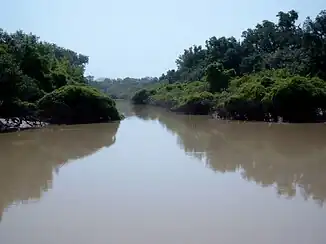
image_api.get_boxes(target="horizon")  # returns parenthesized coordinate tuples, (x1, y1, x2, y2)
(1, 0, 325, 79)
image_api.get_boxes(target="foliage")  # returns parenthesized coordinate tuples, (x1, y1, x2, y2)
(269, 76, 326, 122)
(0, 28, 121, 128)
(131, 89, 152, 104)
(37, 85, 121, 124)
(158, 9, 326, 82)
(205, 63, 233, 92)
(175, 91, 216, 114)
(89, 77, 162, 99)
(132, 9, 326, 122)
(131, 81, 216, 115)
(217, 70, 326, 122)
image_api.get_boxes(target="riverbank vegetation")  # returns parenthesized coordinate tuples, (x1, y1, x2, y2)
(132, 10, 326, 122)
(0, 29, 121, 132)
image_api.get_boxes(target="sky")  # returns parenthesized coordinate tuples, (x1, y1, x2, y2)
(1, 0, 325, 79)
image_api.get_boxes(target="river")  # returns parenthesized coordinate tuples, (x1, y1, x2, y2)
(0, 101, 326, 244)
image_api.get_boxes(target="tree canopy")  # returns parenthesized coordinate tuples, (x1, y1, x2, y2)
(158, 10, 326, 83)
(0, 29, 121, 131)
(132, 9, 326, 122)
(88, 77, 161, 99)
(38, 85, 121, 124)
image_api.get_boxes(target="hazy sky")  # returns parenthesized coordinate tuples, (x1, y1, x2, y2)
(1, 0, 325, 78)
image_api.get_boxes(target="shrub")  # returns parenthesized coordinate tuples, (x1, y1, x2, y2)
(206, 63, 231, 92)
(269, 76, 326, 122)
(0, 99, 38, 118)
(37, 85, 121, 124)
(131, 89, 151, 104)
(217, 71, 326, 122)
(173, 91, 216, 114)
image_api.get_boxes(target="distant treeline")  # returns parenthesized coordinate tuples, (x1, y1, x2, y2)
(88, 77, 162, 99)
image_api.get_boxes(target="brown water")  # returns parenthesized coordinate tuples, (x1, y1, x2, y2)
(1, 101, 326, 244)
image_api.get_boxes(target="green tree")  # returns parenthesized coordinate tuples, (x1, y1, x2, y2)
(206, 63, 231, 92)
(38, 85, 121, 124)
(0, 28, 121, 130)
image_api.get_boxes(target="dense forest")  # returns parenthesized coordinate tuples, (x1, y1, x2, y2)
(0, 29, 121, 132)
(132, 10, 326, 123)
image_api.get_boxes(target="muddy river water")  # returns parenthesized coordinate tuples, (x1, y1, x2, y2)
(0, 101, 325, 244)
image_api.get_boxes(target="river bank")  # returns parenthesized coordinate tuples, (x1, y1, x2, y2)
(131, 73, 326, 123)
(0, 118, 48, 133)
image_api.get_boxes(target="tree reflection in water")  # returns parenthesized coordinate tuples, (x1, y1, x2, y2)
(0, 122, 120, 221)
(133, 104, 326, 206)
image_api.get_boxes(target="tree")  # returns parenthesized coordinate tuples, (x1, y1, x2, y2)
(0, 28, 121, 131)
(205, 63, 231, 92)
(131, 89, 152, 104)
(38, 85, 121, 124)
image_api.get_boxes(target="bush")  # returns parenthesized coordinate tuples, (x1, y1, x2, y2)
(37, 85, 121, 124)
(0, 29, 93, 126)
(174, 91, 216, 114)
(206, 63, 231, 92)
(130, 69, 326, 121)
(269, 76, 326, 122)
(131, 81, 213, 114)
(0, 99, 38, 118)
(217, 71, 326, 122)
(131, 89, 151, 104)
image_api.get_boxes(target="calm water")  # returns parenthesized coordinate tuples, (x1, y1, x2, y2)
(1, 101, 326, 244)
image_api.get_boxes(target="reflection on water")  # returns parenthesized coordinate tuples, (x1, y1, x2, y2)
(1, 101, 326, 244)
(132, 104, 326, 206)
(0, 122, 120, 221)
